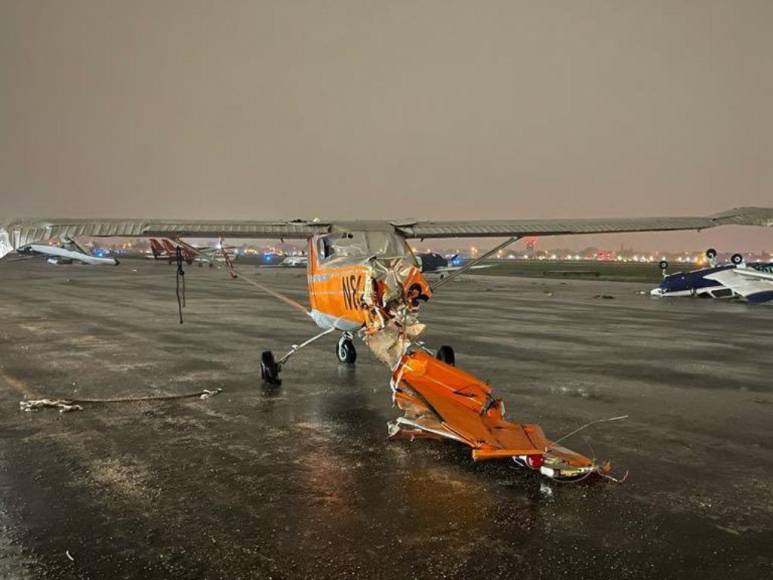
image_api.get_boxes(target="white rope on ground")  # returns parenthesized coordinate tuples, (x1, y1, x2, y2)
(19, 388, 223, 414)
(20, 399, 83, 413)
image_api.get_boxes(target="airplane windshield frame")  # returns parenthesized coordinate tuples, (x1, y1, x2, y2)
(317, 231, 416, 266)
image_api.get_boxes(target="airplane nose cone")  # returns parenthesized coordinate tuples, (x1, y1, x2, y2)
(650, 287, 665, 297)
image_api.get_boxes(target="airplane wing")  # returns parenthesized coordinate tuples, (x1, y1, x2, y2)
(0, 218, 329, 260)
(734, 268, 773, 283)
(394, 207, 773, 238)
(704, 268, 773, 303)
(2, 207, 772, 260)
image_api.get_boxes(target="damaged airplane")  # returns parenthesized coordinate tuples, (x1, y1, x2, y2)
(2, 207, 772, 481)
(14, 236, 118, 265)
(652, 248, 773, 303)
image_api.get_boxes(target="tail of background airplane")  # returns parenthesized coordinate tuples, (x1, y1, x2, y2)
(148, 238, 195, 264)
(149, 238, 165, 258)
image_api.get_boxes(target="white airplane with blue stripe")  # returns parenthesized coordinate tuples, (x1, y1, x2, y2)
(651, 248, 773, 303)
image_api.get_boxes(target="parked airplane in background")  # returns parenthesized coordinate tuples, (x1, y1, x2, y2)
(252, 253, 306, 267)
(652, 248, 773, 303)
(148, 238, 195, 264)
(16, 237, 118, 265)
(280, 255, 307, 267)
(148, 237, 237, 266)
(416, 252, 495, 277)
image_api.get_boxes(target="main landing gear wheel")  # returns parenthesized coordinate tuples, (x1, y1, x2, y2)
(731, 253, 744, 265)
(436, 345, 455, 366)
(336, 335, 357, 364)
(260, 351, 281, 385)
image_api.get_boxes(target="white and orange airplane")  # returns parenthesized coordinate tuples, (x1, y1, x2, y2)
(2, 207, 772, 481)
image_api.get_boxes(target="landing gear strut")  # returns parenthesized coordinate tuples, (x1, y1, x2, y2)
(260, 327, 337, 386)
(336, 332, 357, 364)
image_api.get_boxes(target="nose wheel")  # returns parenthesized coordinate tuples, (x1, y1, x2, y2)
(336, 333, 357, 364)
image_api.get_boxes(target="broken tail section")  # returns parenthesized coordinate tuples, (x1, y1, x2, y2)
(388, 351, 615, 481)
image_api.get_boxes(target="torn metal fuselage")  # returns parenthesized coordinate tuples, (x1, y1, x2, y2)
(305, 231, 610, 482)
(388, 351, 606, 481)
(306, 231, 431, 366)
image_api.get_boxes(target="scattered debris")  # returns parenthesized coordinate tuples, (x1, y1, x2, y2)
(65, 550, 75, 562)
(593, 294, 616, 300)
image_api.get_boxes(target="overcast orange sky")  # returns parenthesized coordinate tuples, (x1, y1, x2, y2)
(1, 1, 771, 251)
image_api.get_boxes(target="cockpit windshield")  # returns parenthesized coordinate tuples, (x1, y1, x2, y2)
(318, 231, 416, 265)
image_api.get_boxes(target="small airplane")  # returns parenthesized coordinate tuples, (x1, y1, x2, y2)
(147, 237, 238, 267)
(15, 236, 119, 265)
(147, 238, 195, 264)
(253, 252, 305, 267)
(2, 207, 772, 481)
(251, 253, 306, 267)
(416, 252, 496, 276)
(279, 255, 307, 267)
(652, 248, 773, 303)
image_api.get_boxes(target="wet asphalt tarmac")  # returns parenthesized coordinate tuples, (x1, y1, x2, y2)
(0, 260, 771, 579)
